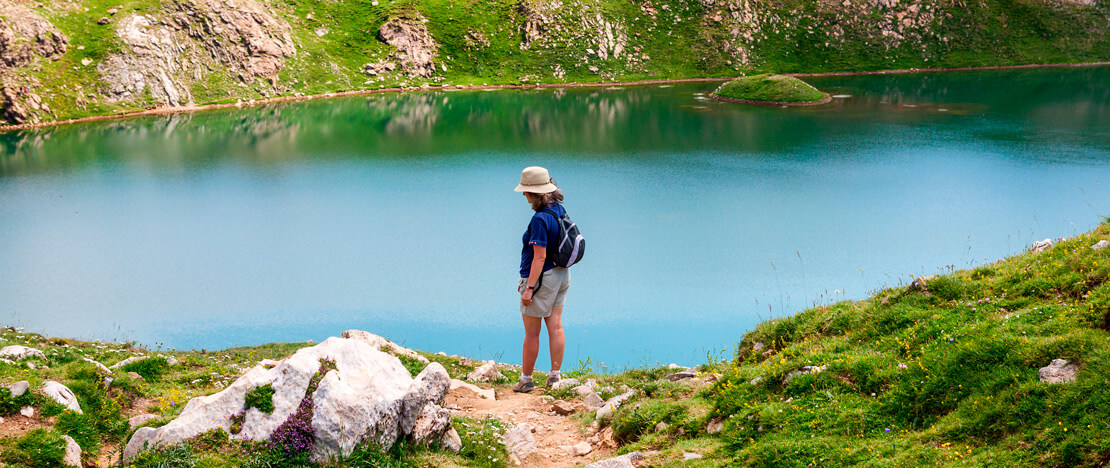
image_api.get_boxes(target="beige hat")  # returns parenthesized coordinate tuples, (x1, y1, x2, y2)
(514, 166, 558, 193)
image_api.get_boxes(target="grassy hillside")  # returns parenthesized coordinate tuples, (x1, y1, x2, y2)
(2, 0, 1108, 125)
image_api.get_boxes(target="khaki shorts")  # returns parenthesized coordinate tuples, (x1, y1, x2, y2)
(518, 267, 570, 318)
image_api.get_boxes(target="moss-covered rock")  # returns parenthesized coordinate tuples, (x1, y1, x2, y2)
(710, 74, 829, 105)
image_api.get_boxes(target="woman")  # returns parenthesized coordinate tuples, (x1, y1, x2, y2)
(512, 166, 570, 393)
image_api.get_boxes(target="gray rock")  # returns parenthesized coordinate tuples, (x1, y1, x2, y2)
(62, 435, 81, 466)
(411, 403, 451, 445)
(440, 427, 461, 453)
(166, 356, 179, 366)
(0, 3, 68, 69)
(20, 406, 33, 417)
(1031, 238, 1053, 253)
(467, 361, 503, 383)
(377, 14, 439, 78)
(81, 358, 111, 374)
(1039, 359, 1078, 384)
(655, 422, 669, 432)
(9, 380, 29, 397)
(0, 345, 45, 360)
(552, 400, 576, 415)
(584, 451, 643, 468)
(1092, 240, 1109, 250)
(595, 390, 635, 421)
(564, 441, 591, 456)
(550, 377, 580, 390)
(128, 413, 159, 429)
(684, 451, 703, 460)
(783, 365, 826, 385)
(706, 417, 724, 434)
(125, 336, 451, 462)
(583, 392, 605, 409)
(665, 369, 697, 381)
(449, 379, 495, 400)
(42, 381, 82, 413)
(400, 363, 449, 434)
(502, 423, 536, 461)
(110, 355, 149, 369)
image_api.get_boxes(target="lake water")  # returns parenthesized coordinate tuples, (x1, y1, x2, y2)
(2, 67, 1108, 369)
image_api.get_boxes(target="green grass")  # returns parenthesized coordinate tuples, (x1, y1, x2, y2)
(712, 74, 827, 103)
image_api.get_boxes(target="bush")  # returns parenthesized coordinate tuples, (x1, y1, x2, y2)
(3, 429, 67, 467)
(122, 357, 170, 382)
(245, 384, 275, 414)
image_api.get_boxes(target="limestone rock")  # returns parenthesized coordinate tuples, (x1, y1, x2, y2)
(411, 403, 451, 445)
(62, 435, 81, 466)
(1038, 359, 1078, 384)
(42, 381, 82, 413)
(467, 361, 504, 383)
(81, 358, 111, 374)
(583, 392, 604, 409)
(502, 423, 536, 461)
(552, 400, 576, 416)
(783, 365, 826, 385)
(584, 451, 643, 468)
(440, 427, 462, 452)
(666, 369, 697, 381)
(99, 15, 192, 106)
(111, 355, 150, 369)
(377, 14, 439, 78)
(401, 363, 450, 434)
(124, 336, 451, 462)
(1092, 240, 1109, 250)
(20, 406, 33, 417)
(706, 417, 724, 434)
(0, 4, 68, 69)
(684, 451, 703, 460)
(550, 377, 580, 390)
(449, 378, 496, 400)
(129, 413, 159, 429)
(342, 329, 429, 364)
(595, 390, 635, 421)
(174, 0, 295, 80)
(1031, 238, 1053, 253)
(9, 380, 29, 397)
(0, 345, 45, 360)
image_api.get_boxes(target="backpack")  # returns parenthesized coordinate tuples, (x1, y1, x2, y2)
(541, 207, 585, 268)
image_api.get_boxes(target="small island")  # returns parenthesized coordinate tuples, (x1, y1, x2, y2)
(710, 74, 832, 106)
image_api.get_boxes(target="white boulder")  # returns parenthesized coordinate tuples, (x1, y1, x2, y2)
(0, 345, 45, 360)
(42, 381, 82, 413)
(124, 336, 453, 462)
(62, 435, 81, 466)
(1031, 238, 1053, 253)
(81, 358, 111, 374)
(341, 329, 429, 363)
(1092, 240, 1109, 250)
(110, 355, 149, 369)
(449, 379, 496, 400)
(595, 390, 635, 421)
(467, 361, 504, 383)
(1038, 359, 1078, 384)
(502, 423, 536, 463)
(9, 380, 29, 397)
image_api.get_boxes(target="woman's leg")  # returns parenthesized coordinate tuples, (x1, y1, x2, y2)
(521, 314, 543, 376)
(544, 306, 565, 372)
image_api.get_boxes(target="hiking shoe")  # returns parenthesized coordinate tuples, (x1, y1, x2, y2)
(512, 380, 534, 393)
(546, 375, 560, 388)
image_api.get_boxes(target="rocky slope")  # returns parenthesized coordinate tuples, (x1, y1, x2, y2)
(0, 0, 1107, 125)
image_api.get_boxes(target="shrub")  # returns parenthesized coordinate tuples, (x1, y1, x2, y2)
(245, 384, 275, 414)
(122, 357, 170, 382)
(3, 429, 67, 467)
(396, 355, 427, 377)
(266, 397, 314, 464)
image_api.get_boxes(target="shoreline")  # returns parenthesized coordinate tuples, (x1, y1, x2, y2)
(709, 92, 833, 107)
(2, 61, 1109, 132)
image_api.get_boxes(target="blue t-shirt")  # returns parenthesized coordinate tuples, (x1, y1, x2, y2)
(519, 203, 566, 278)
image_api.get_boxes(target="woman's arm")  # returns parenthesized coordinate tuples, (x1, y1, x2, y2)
(521, 244, 546, 306)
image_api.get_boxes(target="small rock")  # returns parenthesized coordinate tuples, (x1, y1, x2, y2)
(97, 17, 110, 25)
(110, 355, 150, 369)
(540, 395, 555, 403)
(0, 345, 46, 360)
(467, 361, 503, 383)
(440, 427, 462, 453)
(81, 58, 93, 66)
(9, 381, 29, 397)
(371, 0, 379, 5)
(20, 406, 33, 418)
(552, 400, 576, 416)
(166, 356, 179, 366)
(1031, 238, 1053, 253)
(595, 390, 635, 421)
(449, 379, 496, 400)
(583, 392, 605, 409)
(584, 451, 643, 468)
(706, 417, 725, 434)
(655, 422, 669, 432)
(667, 363, 681, 369)
(127, 371, 145, 381)
(1092, 240, 1109, 250)
(42, 381, 82, 413)
(570, 441, 592, 456)
(1038, 359, 1078, 384)
(550, 377, 580, 390)
(665, 369, 697, 381)
(752, 342, 765, 352)
(684, 451, 703, 460)
(62, 435, 81, 466)
(81, 358, 110, 374)
(502, 423, 536, 461)
(128, 413, 158, 429)
(26, 362, 35, 370)
(314, 27, 328, 37)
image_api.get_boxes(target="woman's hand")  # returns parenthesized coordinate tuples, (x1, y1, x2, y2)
(521, 288, 534, 306)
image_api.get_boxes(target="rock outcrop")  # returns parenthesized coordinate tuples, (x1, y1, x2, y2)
(0, 345, 45, 360)
(172, 0, 296, 81)
(0, 4, 67, 69)
(376, 14, 439, 78)
(42, 381, 82, 414)
(1038, 359, 1078, 384)
(99, 14, 193, 106)
(124, 335, 454, 462)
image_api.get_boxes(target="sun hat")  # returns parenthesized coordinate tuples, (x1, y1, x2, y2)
(514, 166, 558, 193)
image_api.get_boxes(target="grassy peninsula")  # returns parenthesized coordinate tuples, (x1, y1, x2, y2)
(3, 221, 1109, 467)
(2, 0, 1109, 126)
(711, 74, 829, 105)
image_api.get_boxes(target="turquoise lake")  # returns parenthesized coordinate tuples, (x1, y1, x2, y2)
(1, 67, 1108, 369)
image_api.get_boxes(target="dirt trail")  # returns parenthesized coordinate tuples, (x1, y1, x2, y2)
(446, 385, 617, 468)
